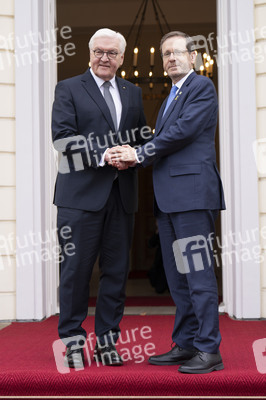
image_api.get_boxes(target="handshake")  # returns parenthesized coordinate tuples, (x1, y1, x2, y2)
(104, 145, 138, 170)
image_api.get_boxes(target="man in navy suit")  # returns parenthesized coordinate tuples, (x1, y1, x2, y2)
(110, 31, 226, 374)
(52, 28, 149, 367)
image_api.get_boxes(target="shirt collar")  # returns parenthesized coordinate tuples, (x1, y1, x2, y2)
(173, 69, 194, 90)
(90, 68, 116, 89)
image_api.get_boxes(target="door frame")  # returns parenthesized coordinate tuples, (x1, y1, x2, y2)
(15, 0, 261, 319)
(15, 0, 58, 319)
(217, 0, 260, 318)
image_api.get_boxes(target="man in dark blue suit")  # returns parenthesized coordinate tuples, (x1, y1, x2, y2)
(110, 31, 226, 374)
(52, 28, 149, 368)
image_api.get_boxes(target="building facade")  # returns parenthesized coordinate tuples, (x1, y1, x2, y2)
(0, 0, 265, 320)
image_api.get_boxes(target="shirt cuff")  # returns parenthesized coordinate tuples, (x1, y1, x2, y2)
(99, 149, 108, 167)
(135, 149, 140, 164)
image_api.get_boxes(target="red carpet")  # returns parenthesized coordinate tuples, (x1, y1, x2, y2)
(0, 315, 265, 398)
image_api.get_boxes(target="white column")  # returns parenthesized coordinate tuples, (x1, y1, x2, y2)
(15, 0, 57, 319)
(43, 0, 59, 318)
(254, 0, 266, 317)
(217, 0, 261, 318)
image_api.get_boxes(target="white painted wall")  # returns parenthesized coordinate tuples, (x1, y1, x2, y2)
(0, 0, 16, 320)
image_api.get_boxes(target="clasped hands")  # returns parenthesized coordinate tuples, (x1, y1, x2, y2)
(104, 145, 137, 170)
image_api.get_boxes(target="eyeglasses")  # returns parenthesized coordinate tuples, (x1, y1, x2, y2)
(92, 49, 119, 60)
(162, 50, 189, 58)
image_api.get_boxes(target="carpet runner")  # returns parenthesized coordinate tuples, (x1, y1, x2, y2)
(0, 314, 265, 398)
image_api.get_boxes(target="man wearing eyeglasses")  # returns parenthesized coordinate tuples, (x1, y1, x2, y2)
(52, 28, 148, 368)
(109, 31, 226, 374)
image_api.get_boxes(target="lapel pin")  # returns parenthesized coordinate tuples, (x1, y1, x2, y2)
(175, 91, 182, 100)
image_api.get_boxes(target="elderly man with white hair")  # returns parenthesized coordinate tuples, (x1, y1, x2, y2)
(52, 28, 148, 368)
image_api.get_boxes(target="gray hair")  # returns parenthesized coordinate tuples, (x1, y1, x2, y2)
(160, 31, 195, 54)
(89, 28, 127, 54)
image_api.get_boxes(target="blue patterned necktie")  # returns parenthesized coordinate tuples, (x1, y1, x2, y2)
(163, 85, 178, 117)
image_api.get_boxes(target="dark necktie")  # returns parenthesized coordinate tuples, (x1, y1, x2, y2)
(163, 85, 178, 117)
(103, 81, 118, 132)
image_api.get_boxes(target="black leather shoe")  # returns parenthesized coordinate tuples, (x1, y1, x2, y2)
(94, 343, 123, 366)
(178, 350, 224, 374)
(64, 347, 85, 368)
(148, 343, 197, 365)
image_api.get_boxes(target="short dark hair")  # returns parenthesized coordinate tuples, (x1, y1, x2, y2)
(160, 31, 196, 54)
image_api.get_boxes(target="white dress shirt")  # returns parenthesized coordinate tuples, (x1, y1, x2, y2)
(172, 68, 194, 92)
(90, 68, 122, 128)
(90, 69, 122, 167)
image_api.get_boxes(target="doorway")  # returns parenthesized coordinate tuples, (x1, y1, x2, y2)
(56, 0, 221, 299)
(14, 0, 261, 320)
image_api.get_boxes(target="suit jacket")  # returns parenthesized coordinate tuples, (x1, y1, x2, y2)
(137, 71, 225, 213)
(52, 68, 148, 214)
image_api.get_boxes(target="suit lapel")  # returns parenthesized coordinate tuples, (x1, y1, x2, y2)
(81, 69, 115, 132)
(116, 77, 129, 131)
(155, 71, 197, 137)
(155, 97, 167, 135)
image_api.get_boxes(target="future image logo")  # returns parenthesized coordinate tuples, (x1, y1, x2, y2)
(253, 338, 266, 374)
(172, 234, 213, 274)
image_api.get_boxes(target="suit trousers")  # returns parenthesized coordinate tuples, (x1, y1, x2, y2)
(156, 209, 221, 353)
(57, 179, 134, 345)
